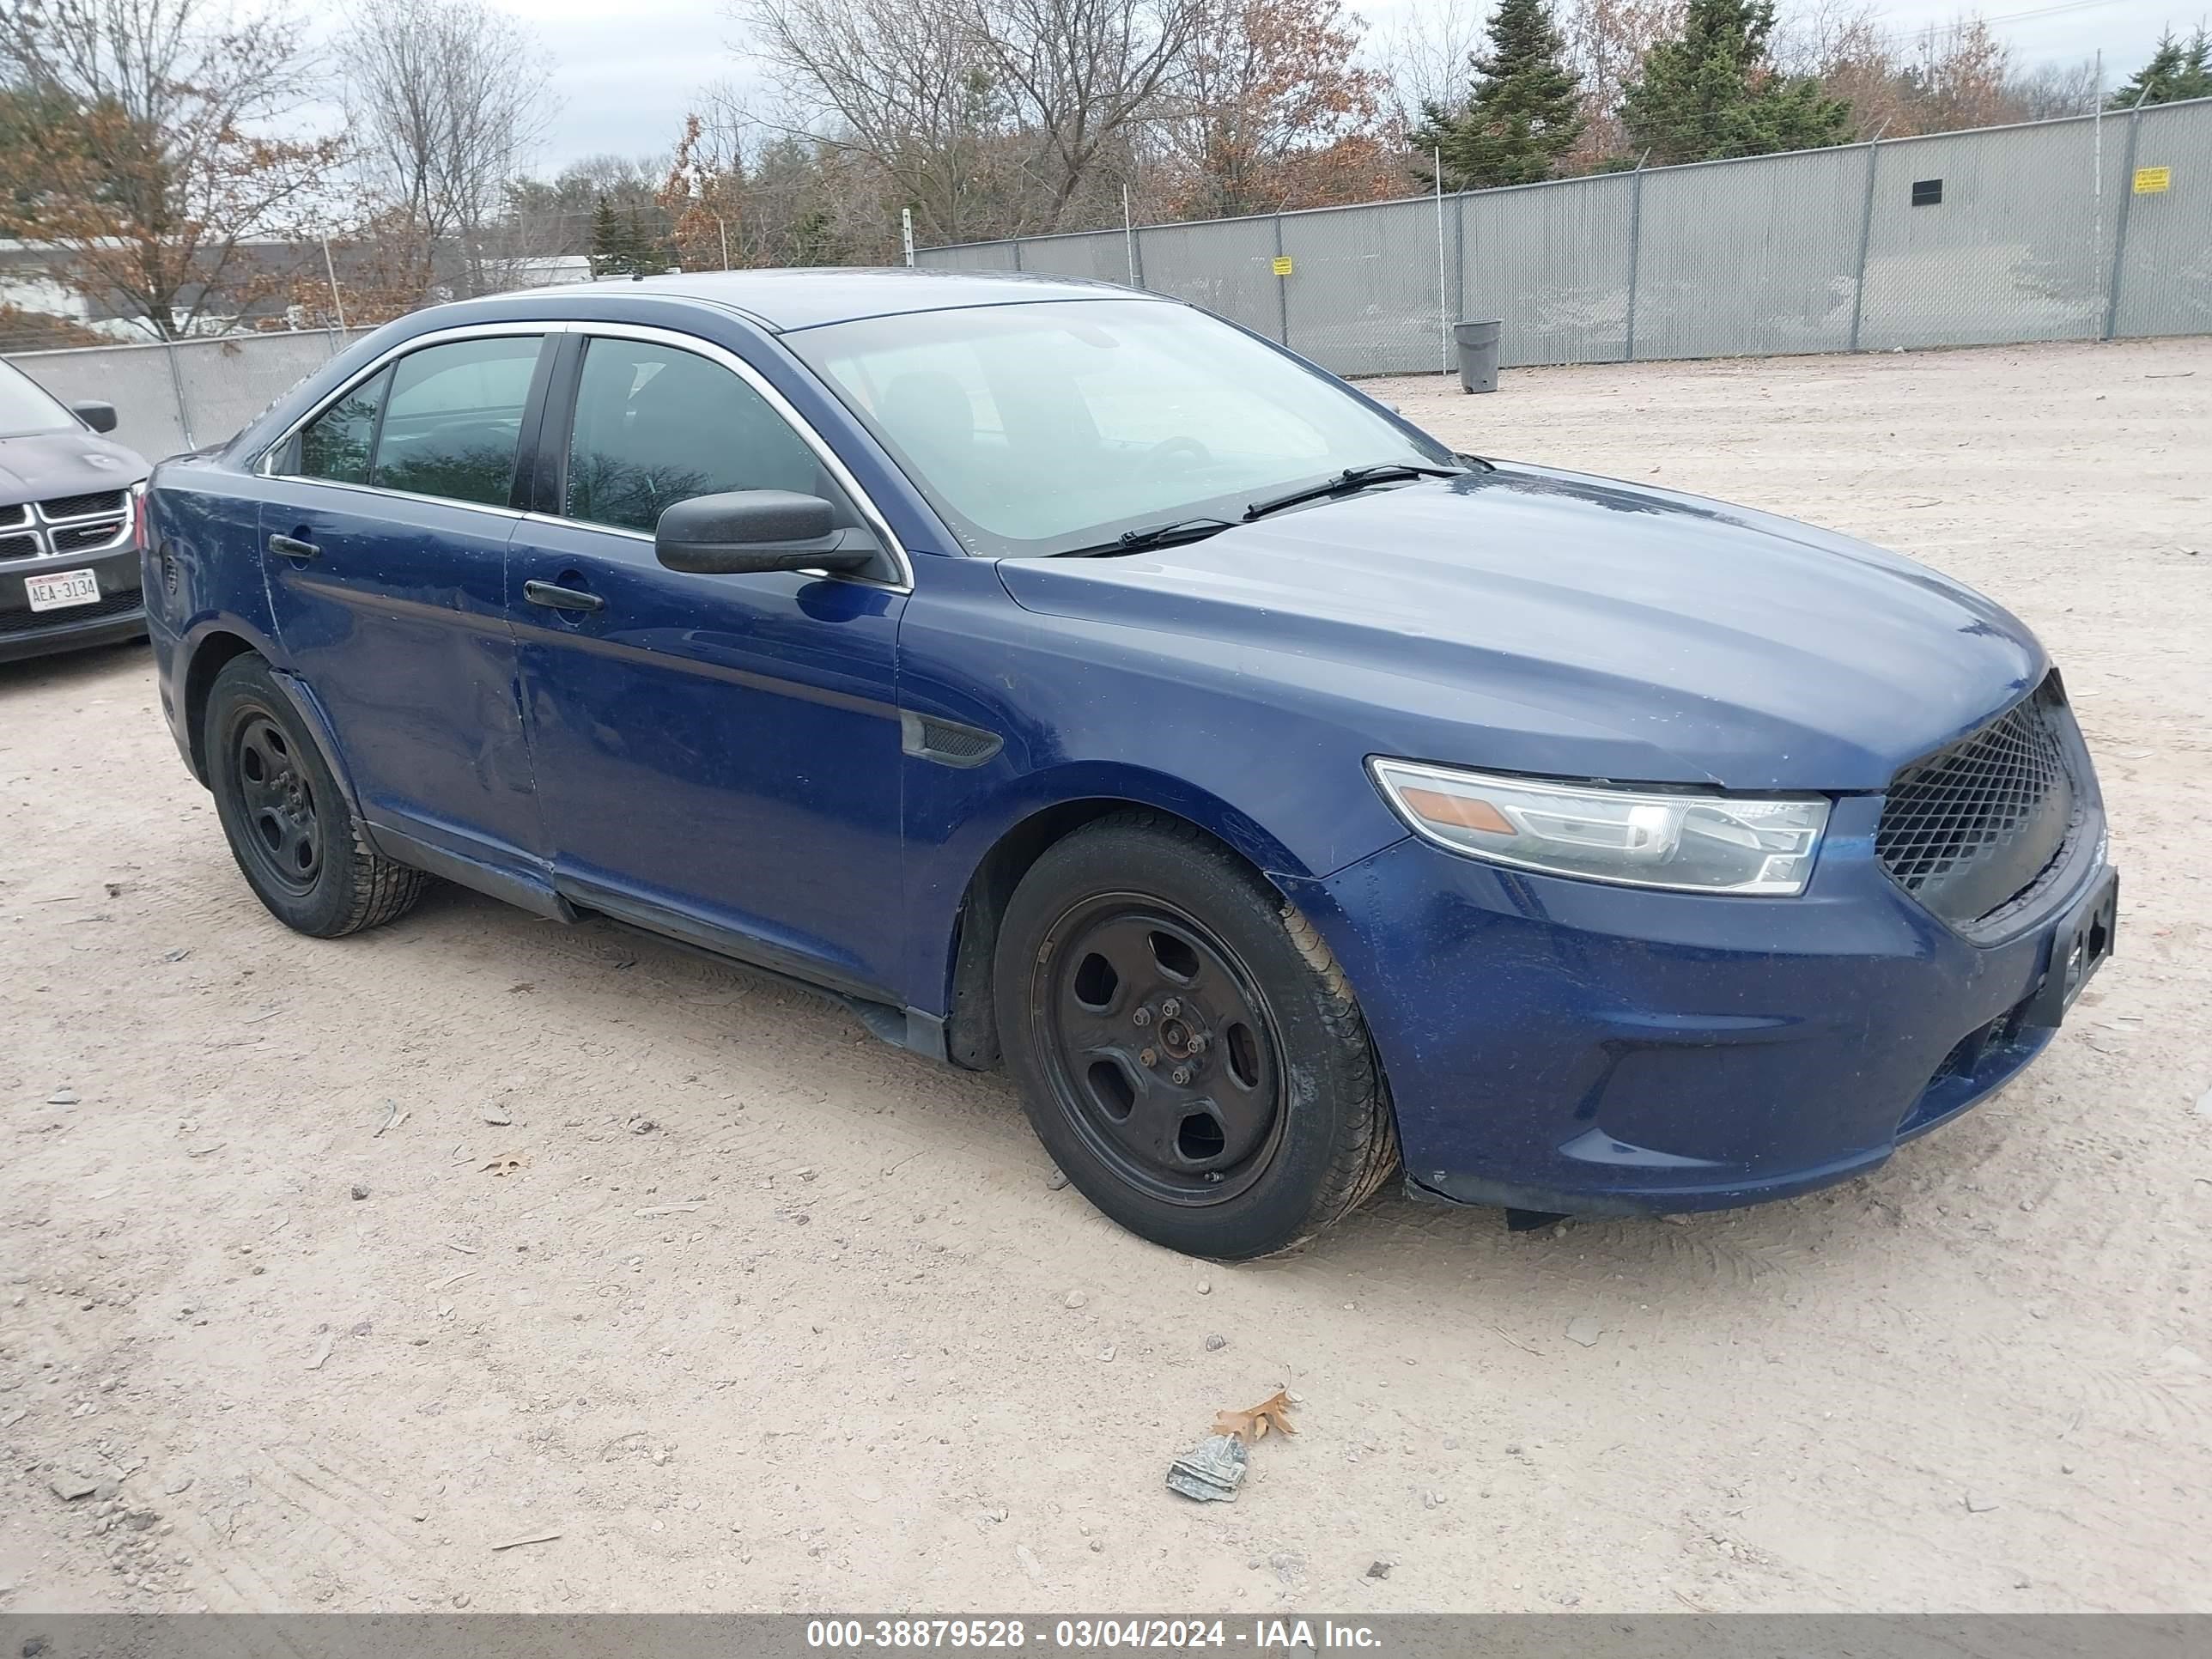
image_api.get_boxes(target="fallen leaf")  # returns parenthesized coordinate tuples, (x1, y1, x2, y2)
(1212, 1387, 1297, 1443)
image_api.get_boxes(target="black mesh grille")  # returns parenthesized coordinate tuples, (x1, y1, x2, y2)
(0, 532, 37, 561)
(1875, 682, 2076, 927)
(0, 502, 27, 528)
(41, 489, 128, 520)
(49, 519, 127, 553)
(0, 586, 143, 635)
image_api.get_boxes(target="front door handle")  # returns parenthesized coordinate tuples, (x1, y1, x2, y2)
(523, 580, 605, 614)
(268, 533, 319, 562)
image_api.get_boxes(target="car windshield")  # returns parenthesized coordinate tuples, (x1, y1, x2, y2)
(0, 362, 76, 439)
(787, 298, 1455, 557)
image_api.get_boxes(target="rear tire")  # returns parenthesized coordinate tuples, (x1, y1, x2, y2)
(994, 811, 1399, 1259)
(205, 655, 427, 938)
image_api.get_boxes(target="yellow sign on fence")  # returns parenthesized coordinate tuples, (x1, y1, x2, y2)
(2134, 166, 2171, 195)
(1271, 255, 1294, 276)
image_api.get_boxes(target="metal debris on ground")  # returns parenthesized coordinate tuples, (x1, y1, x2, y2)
(1165, 1432, 1248, 1504)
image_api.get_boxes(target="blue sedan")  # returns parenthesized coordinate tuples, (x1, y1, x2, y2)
(143, 270, 2116, 1257)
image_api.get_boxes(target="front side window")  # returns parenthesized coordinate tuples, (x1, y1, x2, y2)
(786, 298, 1453, 557)
(565, 337, 828, 533)
(370, 336, 542, 507)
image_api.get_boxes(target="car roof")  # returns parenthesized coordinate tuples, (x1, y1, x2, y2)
(502, 267, 1164, 333)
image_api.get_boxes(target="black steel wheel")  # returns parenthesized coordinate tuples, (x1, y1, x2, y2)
(231, 714, 323, 895)
(205, 654, 428, 938)
(995, 810, 1400, 1259)
(1039, 896, 1286, 1206)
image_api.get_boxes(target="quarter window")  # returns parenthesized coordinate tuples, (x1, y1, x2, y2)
(371, 336, 542, 507)
(564, 337, 829, 534)
(295, 367, 391, 484)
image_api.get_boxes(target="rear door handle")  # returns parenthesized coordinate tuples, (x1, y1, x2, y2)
(268, 533, 319, 561)
(524, 580, 605, 614)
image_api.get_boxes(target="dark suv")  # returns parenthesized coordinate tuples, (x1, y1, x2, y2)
(0, 358, 149, 663)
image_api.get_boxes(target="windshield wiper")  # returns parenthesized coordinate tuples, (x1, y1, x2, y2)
(1243, 462, 1468, 521)
(1058, 516, 1239, 556)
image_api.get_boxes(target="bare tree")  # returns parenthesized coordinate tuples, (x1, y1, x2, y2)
(0, 0, 337, 337)
(1371, 0, 1486, 128)
(974, 0, 1201, 228)
(1562, 0, 1684, 164)
(337, 0, 555, 299)
(2005, 54, 2102, 119)
(1156, 0, 1392, 216)
(743, 0, 1018, 244)
(1783, 5, 2025, 137)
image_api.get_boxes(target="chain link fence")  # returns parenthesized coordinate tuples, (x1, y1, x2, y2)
(6, 327, 374, 463)
(8, 104, 2203, 469)
(918, 99, 2212, 377)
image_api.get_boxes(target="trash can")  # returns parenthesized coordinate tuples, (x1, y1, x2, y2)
(1454, 319, 1502, 394)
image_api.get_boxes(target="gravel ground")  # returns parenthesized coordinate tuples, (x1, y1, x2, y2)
(3, 337, 2207, 1614)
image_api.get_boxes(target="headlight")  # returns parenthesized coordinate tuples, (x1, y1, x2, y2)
(1368, 757, 1830, 896)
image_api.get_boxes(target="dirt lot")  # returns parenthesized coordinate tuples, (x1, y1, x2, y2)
(3, 338, 2208, 1615)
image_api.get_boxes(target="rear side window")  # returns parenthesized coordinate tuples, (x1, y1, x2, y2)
(373, 336, 542, 506)
(295, 367, 390, 484)
(564, 337, 828, 534)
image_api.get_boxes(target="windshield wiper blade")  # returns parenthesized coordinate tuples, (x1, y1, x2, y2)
(1059, 516, 1238, 556)
(1243, 463, 1468, 521)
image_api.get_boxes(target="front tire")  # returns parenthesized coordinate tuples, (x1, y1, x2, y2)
(994, 811, 1399, 1259)
(205, 655, 427, 938)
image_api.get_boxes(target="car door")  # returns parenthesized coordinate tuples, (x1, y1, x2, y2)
(258, 328, 552, 875)
(507, 325, 910, 1001)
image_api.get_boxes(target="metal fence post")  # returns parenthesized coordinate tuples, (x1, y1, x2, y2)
(1273, 215, 1289, 347)
(1623, 161, 1647, 363)
(164, 338, 197, 450)
(1131, 226, 1146, 290)
(1010, 238, 1024, 273)
(1453, 189, 1466, 336)
(2103, 102, 2146, 341)
(1848, 137, 1881, 351)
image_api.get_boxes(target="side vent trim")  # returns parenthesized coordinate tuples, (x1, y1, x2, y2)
(899, 711, 1004, 769)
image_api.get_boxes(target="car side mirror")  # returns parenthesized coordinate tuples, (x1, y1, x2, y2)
(71, 400, 118, 434)
(655, 490, 878, 576)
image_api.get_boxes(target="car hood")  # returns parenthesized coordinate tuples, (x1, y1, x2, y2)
(994, 463, 2046, 791)
(0, 429, 149, 505)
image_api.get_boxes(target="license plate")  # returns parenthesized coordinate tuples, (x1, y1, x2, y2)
(25, 568, 100, 611)
(2025, 867, 2118, 1028)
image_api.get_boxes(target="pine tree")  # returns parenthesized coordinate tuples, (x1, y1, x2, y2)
(2108, 28, 2212, 109)
(586, 198, 628, 276)
(1412, 0, 1584, 190)
(1621, 0, 1851, 164)
(587, 197, 667, 276)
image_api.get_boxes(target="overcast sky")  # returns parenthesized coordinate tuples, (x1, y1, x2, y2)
(497, 0, 2201, 173)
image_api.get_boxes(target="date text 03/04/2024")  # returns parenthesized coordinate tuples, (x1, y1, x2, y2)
(805, 1619, 1383, 1650)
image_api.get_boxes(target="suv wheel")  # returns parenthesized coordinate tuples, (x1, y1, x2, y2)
(994, 811, 1399, 1259)
(205, 654, 428, 937)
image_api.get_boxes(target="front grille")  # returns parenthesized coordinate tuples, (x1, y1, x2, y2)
(49, 519, 127, 554)
(1875, 679, 2077, 927)
(0, 502, 27, 528)
(40, 489, 128, 521)
(0, 532, 37, 561)
(0, 585, 144, 635)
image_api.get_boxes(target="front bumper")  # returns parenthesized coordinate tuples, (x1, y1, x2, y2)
(0, 544, 146, 663)
(1282, 792, 2111, 1216)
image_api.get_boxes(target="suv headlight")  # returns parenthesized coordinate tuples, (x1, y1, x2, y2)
(1368, 757, 1830, 896)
